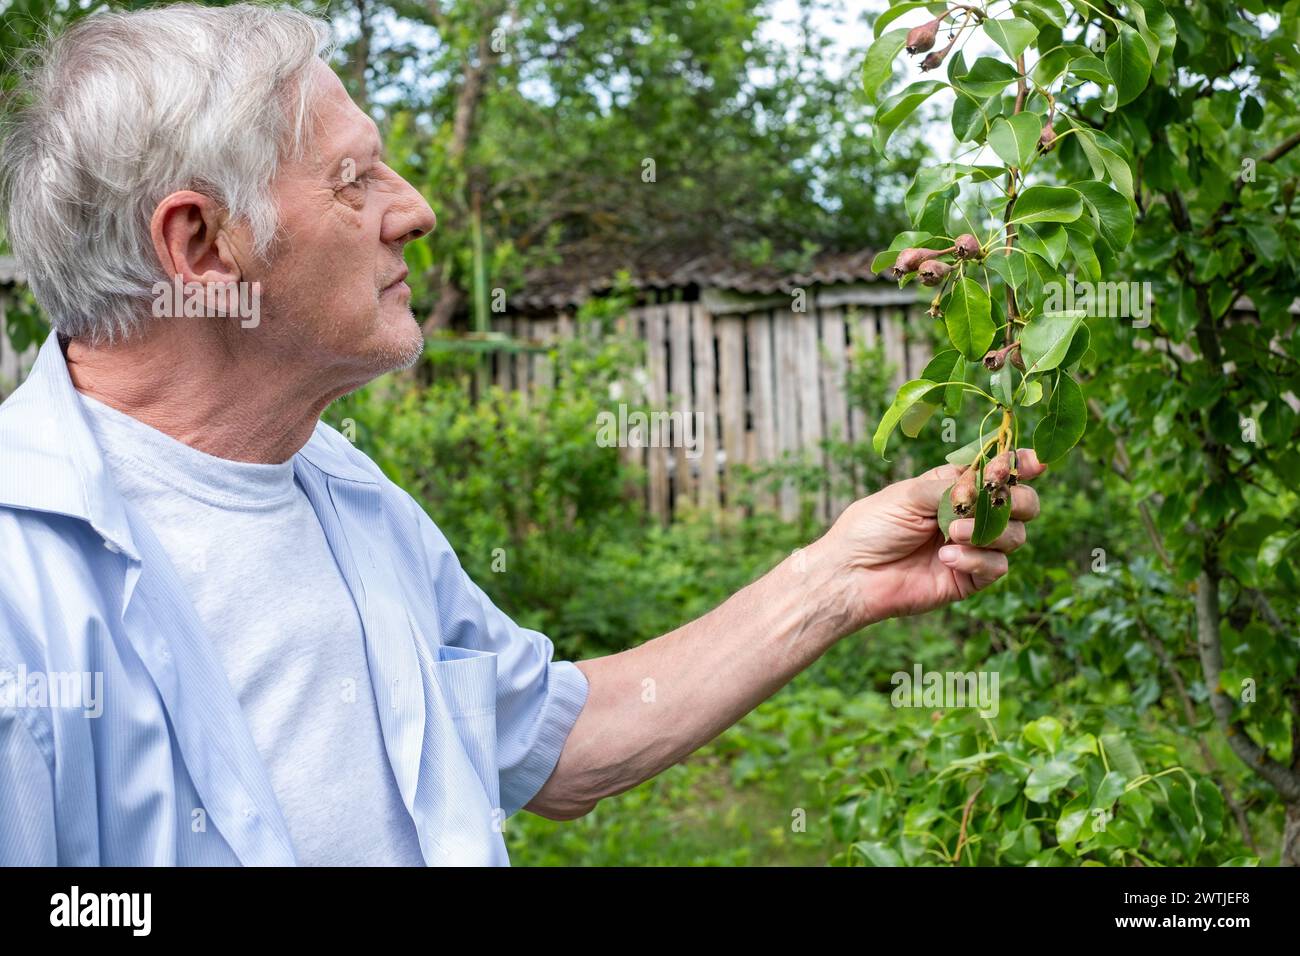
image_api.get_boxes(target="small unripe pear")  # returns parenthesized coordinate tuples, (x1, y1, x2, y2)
(1010, 347, 1025, 371)
(890, 246, 930, 279)
(954, 234, 982, 260)
(983, 451, 1014, 491)
(920, 48, 948, 71)
(982, 349, 1006, 371)
(917, 259, 952, 286)
(906, 17, 942, 55)
(1039, 122, 1057, 152)
(951, 466, 978, 517)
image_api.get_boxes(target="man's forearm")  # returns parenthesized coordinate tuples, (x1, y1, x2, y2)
(525, 532, 867, 819)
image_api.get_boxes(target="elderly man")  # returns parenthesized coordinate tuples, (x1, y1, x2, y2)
(0, 3, 1044, 866)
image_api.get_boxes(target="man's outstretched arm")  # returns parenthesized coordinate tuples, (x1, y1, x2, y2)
(524, 451, 1046, 820)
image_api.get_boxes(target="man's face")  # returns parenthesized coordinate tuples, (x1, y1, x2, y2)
(245, 60, 437, 384)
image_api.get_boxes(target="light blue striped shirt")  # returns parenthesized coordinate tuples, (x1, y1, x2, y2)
(0, 331, 590, 866)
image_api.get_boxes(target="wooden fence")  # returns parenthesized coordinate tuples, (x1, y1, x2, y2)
(491, 289, 931, 524)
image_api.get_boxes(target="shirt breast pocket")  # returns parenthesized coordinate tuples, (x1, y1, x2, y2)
(430, 645, 501, 813)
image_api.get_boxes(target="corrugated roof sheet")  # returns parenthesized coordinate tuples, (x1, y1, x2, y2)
(511, 247, 885, 311)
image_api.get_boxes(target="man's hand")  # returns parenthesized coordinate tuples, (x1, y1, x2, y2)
(820, 448, 1047, 626)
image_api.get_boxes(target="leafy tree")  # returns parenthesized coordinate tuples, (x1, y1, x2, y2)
(864, 0, 1299, 865)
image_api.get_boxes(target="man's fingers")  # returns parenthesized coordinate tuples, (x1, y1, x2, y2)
(1009, 484, 1039, 521)
(948, 519, 1027, 553)
(937, 544, 1008, 590)
(1012, 448, 1047, 482)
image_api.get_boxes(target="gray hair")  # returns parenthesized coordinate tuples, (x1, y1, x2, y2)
(0, 3, 335, 343)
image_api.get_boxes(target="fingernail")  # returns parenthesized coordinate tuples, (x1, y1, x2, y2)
(938, 545, 960, 563)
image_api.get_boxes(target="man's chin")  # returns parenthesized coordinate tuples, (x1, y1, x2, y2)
(370, 308, 425, 374)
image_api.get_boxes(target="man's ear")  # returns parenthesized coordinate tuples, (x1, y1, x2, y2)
(149, 191, 245, 311)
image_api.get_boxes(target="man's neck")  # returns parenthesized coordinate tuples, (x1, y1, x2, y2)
(64, 323, 340, 464)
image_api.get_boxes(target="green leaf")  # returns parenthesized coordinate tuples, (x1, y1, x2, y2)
(1074, 180, 1134, 249)
(1074, 129, 1134, 200)
(971, 484, 1010, 546)
(945, 435, 985, 466)
(1015, 0, 1067, 28)
(1064, 221, 1101, 282)
(1091, 771, 1128, 813)
(1062, 322, 1090, 367)
(852, 841, 904, 867)
(863, 28, 909, 100)
(957, 57, 1020, 97)
(1104, 23, 1152, 108)
(944, 277, 994, 360)
(983, 17, 1038, 59)
(1097, 147, 1134, 202)
(1241, 96, 1264, 130)
(1018, 222, 1067, 268)
(873, 1, 938, 37)
(1195, 779, 1225, 844)
(989, 112, 1042, 169)
(1067, 53, 1111, 86)
(874, 379, 938, 458)
(1019, 310, 1084, 374)
(951, 90, 997, 142)
(1025, 759, 1078, 803)
(873, 80, 946, 153)
(1032, 371, 1086, 462)
(1021, 378, 1044, 406)
(921, 348, 962, 383)
(1032, 47, 1070, 85)
(905, 164, 972, 221)
(991, 362, 1014, 405)
(1010, 185, 1083, 225)
(1023, 715, 1064, 754)
(1057, 794, 1091, 850)
(1120, 787, 1153, 828)
(900, 400, 937, 437)
(946, 359, 978, 415)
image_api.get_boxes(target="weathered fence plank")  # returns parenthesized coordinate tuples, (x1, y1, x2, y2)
(691, 303, 719, 511)
(795, 308, 825, 520)
(774, 309, 800, 520)
(644, 305, 670, 522)
(746, 310, 778, 511)
(667, 302, 695, 505)
(818, 306, 851, 520)
(716, 315, 746, 514)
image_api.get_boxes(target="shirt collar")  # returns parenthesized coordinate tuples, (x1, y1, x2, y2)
(0, 330, 379, 560)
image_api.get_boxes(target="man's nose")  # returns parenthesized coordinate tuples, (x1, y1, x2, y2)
(385, 174, 437, 245)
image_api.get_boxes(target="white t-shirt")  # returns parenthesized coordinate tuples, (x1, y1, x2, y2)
(78, 391, 427, 866)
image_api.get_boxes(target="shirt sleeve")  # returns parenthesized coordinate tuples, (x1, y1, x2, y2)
(0, 703, 58, 865)
(410, 501, 590, 818)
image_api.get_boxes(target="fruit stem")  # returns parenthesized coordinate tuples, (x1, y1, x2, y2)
(996, 409, 1013, 454)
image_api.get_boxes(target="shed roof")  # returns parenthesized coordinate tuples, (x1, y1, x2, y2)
(511, 246, 885, 312)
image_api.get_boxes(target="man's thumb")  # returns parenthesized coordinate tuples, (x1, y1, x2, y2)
(903, 462, 963, 513)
